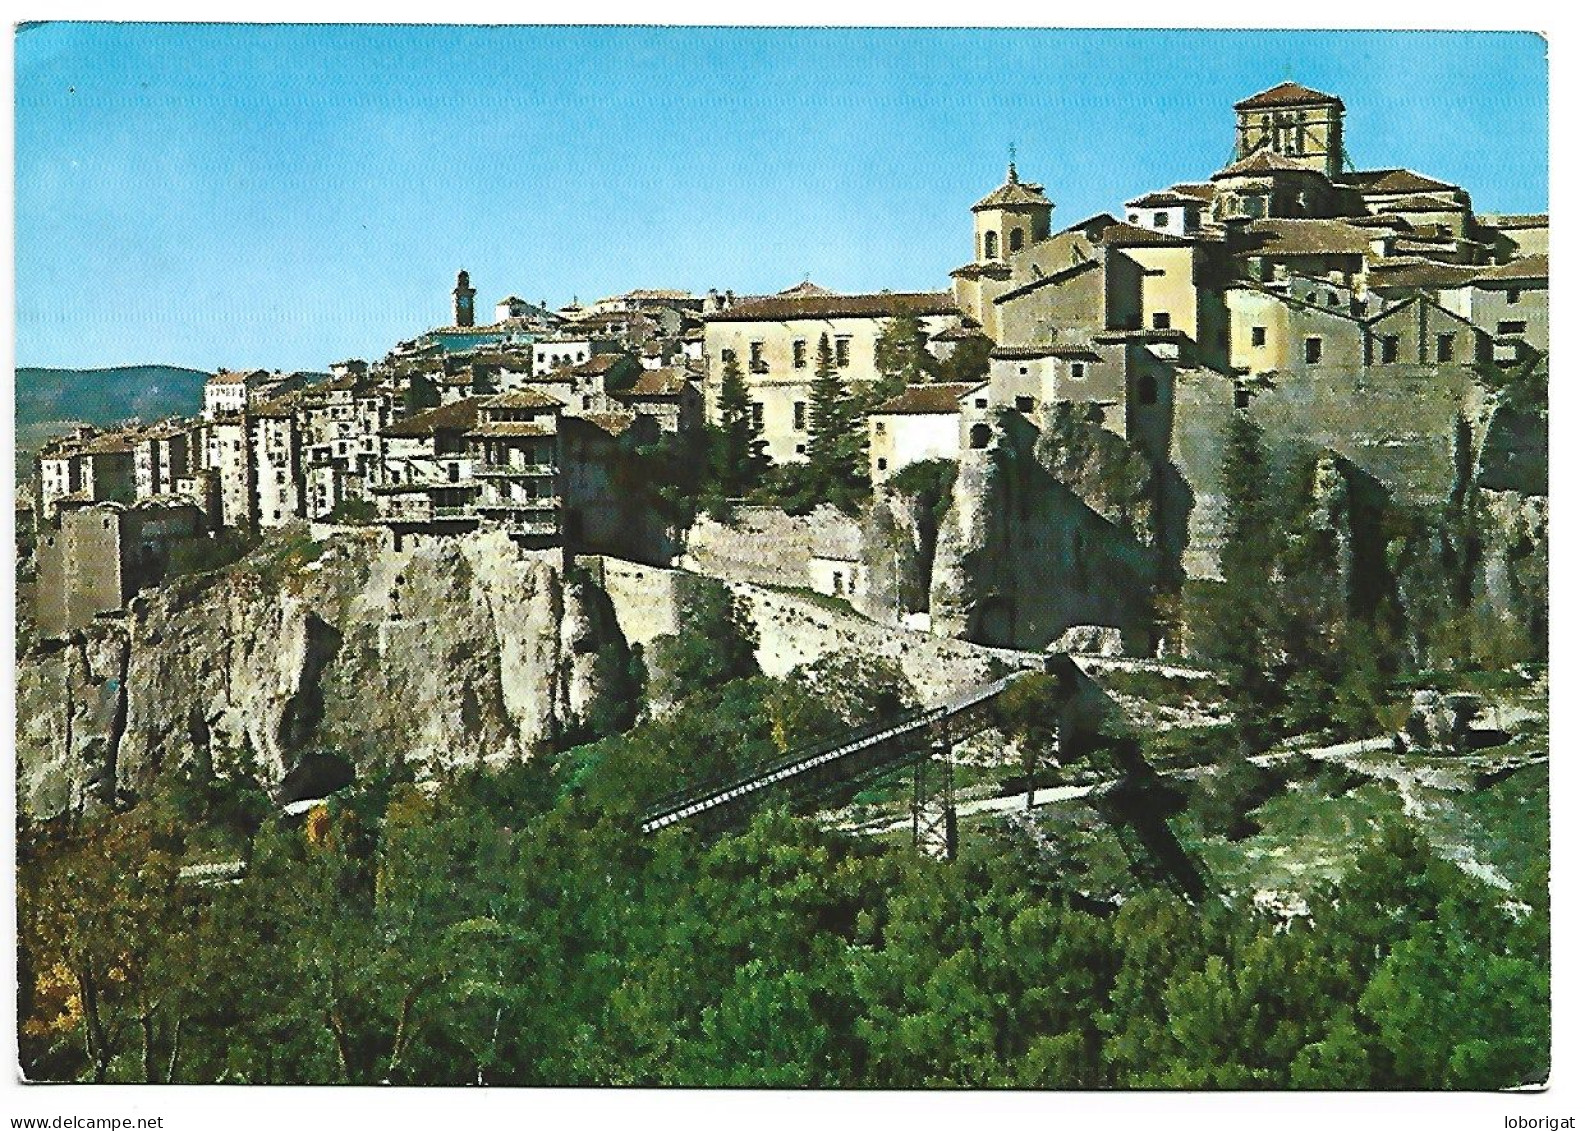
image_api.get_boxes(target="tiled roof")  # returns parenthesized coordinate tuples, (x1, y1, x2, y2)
(1242, 219, 1377, 257)
(1234, 81, 1343, 110)
(930, 325, 989, 342)
(576, 412, 640, 437)
(481, 389, 563, 410)
(873, 382, 982, 415)
(1170, 182, 1217, 203)
(948, 261, 1014, 280)
(1383, 194, 1466, 213)
(466, 421, 558, 438)
(704, 290, 960, 323)
(209, 368, 271, 385)
(777, 281, 833, 297)
(1126, 190, 1204, 209)
(1340, 168, 1457, 195)
(1100, 223, 1195, 248)
(972, 171, 1053, 212)
(615, 368, 691, 397)
(1471, 255, 1548, 284)
(1479, 213, 1548, 229)
(566, 353, 632, 376)
(991, 344, 1103, 361)
(382, 398, 483, 438)
(1212, 151, 1330, 180)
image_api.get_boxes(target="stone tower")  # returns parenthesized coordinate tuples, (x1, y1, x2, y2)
(453, 269, 477, 328)
(1233, 81, 1345, 179)
(971, 160, 1054, 265)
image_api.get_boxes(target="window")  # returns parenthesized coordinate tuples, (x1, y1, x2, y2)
(876, 459, 887, 472)
(1437, 333, 1456, 363)
(1015, 395, 1036, 412)
(1009, 229, 1024, 253)
(984, 231, 999, 259)
(1235, 387, 1253, 409)
(1381, 335, 1400, 364)
(1251, 326, 1267, 347)
(1497, 320, 1527, 336)
(874, 421, 885, 435)
(721, 347, 737, 367)
(794, 401, 806, 430)
(582, 395, 592, 409)
(1506, 288, 1521, 305)
(1328, 293, 1340, 306)
(796, 444, 806, 455)
(1153, 211, 1169, 229)
(749, 341, 767, 373)
(1128, 213, 1140, 225)
(1071, 362, 1086, 380)
(974, 397, 988, 409)
(1019, 366, 1028, 375)
(1305, 337, 1323, 364)
(1136, 375, 1158, 406)
(969, 423, 993, 449)
(1185, 210, 1201, 232)
(793, 339, 807, 369)
(835, 338, 851, 368)
(1152, 312, 1171, 330)
(750, 402, 764, 430)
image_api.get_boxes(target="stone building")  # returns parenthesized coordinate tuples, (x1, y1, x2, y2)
(867, 383, 981, 486)
(247, 395, 306, 529)
(702, 289, 964, 464)
(34, 499, 205, 636)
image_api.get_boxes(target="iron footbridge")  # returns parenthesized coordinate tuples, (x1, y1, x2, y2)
(639, 671, 1029, 836)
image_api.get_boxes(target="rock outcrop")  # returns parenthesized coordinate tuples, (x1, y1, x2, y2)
(17, 528, 637, 818)
(928, 409, 1159, 653)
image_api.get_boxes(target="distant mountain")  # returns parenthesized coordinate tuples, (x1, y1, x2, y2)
(15, 365, 210, 479)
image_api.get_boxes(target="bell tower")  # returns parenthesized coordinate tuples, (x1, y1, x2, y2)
(971, 147, 1054, 265)
(1233, 82, 1345, 179)
(453, 269, 477, 328)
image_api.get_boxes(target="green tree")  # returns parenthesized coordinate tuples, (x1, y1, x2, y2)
(648, 580, 761, 702)
(872, 315, 933, 394)
(805, 333, 850, 482)
(936, 332, 994, 385)
(710, 349, 767, 496)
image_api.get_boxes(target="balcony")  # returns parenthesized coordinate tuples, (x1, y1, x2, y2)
(475, 462, 558, 478)
(475, 496, 560, 513)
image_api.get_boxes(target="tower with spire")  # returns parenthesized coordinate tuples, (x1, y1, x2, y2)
(971, 148, 1054, 266)
(452, 269, 477, 328)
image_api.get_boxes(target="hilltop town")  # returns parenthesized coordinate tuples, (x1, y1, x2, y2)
(21, 81, 1546, 652)
(14, 77, 1553, 1090)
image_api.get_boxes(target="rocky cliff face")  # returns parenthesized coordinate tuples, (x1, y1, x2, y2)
(17, 528, 635, 818)
(926, 409, 1159, 653)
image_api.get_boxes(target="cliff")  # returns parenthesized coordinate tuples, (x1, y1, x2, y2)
(16, 528, 635, 818)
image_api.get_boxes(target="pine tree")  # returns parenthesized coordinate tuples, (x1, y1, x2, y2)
(805, 333, 850, 484)
(711, 350, 765, 495)
(872, 314, 932, 398)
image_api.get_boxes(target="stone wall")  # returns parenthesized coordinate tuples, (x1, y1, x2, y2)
(589, 555, 1039, 701)
(1170, 364, 1490, 579)
(681, 505, 864, 589)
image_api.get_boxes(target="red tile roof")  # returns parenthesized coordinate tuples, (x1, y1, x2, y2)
(873, 383, 982, 415)
(704, 291, 960, 323)
(1234, 81, 1343, 110)
(382, 398, 483, 438)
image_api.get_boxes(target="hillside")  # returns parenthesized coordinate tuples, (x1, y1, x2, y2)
(15, 364, 209, 477)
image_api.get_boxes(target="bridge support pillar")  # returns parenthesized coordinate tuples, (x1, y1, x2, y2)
(911, 724, 957, 861)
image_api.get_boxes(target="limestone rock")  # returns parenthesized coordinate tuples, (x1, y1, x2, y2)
(16, 528, 637, 818)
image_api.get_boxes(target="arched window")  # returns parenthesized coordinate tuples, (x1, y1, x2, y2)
(969, 422, 993, 450)
(984, 231, 999, 260)
(1136, 375, 1158, 406)
(1009, 228, 1025, 253)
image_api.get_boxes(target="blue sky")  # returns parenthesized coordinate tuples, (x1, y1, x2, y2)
(15, 24, 1548, 372)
